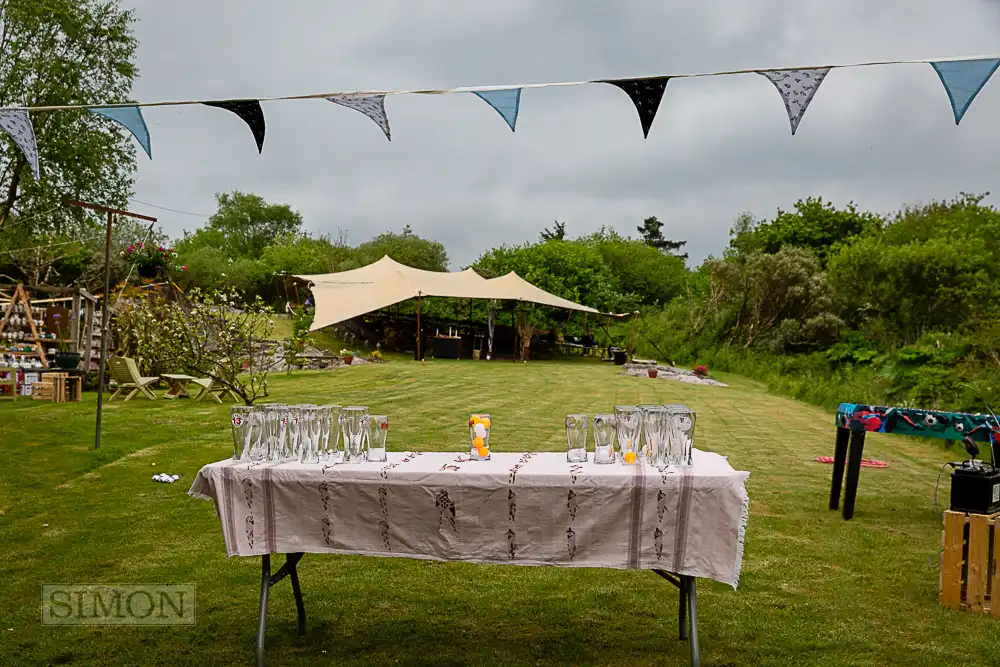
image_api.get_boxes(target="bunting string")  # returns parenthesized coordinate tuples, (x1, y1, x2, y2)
(0, 52, 998, 180)
(6, 52, 1000, 113)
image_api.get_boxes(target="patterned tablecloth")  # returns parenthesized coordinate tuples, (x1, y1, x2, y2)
(189, 450, 750, 589)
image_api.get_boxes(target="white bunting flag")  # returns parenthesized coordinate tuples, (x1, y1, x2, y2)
(758, 68, 832, 135)
(327, 95, 391, 141)
(0, 109, 40, 179)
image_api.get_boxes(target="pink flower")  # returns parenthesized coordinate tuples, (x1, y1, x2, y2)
(181, 265, 187, 271)
(128, 244, 135, 251)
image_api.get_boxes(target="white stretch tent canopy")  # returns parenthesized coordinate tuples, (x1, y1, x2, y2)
(296, 255, 598, 331)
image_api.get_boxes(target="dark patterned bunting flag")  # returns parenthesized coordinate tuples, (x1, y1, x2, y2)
(202, 99, 266, 153)
(602, 77, 670, 138)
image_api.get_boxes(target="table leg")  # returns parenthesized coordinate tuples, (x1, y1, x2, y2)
(163, 381, 184, 399)
(257, 554, 271, 667)
(652, 570, 700, 666)
(679, 580, 688, 640)
(842, 430, 867, 520)
(685, 576, 700, 667)
(289, 559, 306, 636)
(256, 553, 306, 667)
(829, 427, 850, 510)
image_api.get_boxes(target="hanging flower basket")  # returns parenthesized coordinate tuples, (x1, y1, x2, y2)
(137, 264, 159, 279)
(123, 243, 186, 280)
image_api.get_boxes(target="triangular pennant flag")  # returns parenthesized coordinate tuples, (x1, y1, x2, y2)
(202, 100, 266, 153)
(472, 89, 521, 131)
(0, 109, 39, 180)
(326, 95, 391, 141)
(602, 77, 670, 138)
(89, 105, 152, 158)
(930, 59, 1000, 124)
(758, 68, 832, 135)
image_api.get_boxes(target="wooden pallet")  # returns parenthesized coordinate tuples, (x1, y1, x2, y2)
(940, 510, 1000, 615)
(32, 373, 70, 402)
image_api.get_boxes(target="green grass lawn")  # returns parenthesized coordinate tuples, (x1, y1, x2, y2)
(0, 360, 997, 666)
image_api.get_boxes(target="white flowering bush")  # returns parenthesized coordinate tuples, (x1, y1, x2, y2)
(166, 287, 278, 405)
(114, 294, 186, 377)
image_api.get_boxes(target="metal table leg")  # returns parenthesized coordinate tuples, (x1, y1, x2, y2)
(652, 570, 701, 667)
(684, 575, 700, 667)
(256, 553, 306, 667)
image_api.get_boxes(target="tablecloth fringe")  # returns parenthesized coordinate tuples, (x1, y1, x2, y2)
(730, 489, 750, 591)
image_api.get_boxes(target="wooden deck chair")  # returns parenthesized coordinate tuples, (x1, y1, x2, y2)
(192, 378, 238, 403)
(107, 356, 159, 402)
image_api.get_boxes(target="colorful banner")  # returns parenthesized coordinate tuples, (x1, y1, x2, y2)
(0, 109, 39, 180)
(327, 95, 391, 141)
(89, 105, 152, 158)
(930, 58, 1000, 124)
(202, 100, 266, 153)
(472, 89, 521, 131)
(603, 77, 670, 138)
(758, 68, 831, 135)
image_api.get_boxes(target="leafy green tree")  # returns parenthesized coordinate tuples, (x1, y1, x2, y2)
(732, 198, 882, 266)
(356, 225, 448, 271)
(0, 0, 139, 232)
(827, 235, 1000, 343)
(580, 227, 687, 307)
(539, 220, 566, 241)
(475, 239, 632, 316)
(180, 191, 303, 259)
(637, 216, 687, 258)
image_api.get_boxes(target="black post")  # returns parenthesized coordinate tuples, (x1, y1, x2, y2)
(829, 427, 851, 510)
(842, 430, 867, 520)
(94, 211, 113, 450)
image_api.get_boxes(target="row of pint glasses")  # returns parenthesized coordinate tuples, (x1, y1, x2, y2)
(565, 404, 696, 466)
(230, 404, 390, 463)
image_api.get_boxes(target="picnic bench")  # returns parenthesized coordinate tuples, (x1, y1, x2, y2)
(829, 403, 1000, 520)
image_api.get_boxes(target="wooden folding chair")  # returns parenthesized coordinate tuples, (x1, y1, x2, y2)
(106, 356, 158, 402)
(192, 378, 239, 403)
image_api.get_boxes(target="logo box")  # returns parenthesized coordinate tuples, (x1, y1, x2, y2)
(41, 585, 196, 625)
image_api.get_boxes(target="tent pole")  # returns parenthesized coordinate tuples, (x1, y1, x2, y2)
(417, 294, 422, 362)
(629, 311, 639, 361)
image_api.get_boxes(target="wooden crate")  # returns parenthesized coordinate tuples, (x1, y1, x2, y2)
(32, 373, 68, 402)
(940, 510, 1000, 615)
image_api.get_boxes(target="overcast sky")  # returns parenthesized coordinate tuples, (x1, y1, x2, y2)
(121, 0, 1000, 268)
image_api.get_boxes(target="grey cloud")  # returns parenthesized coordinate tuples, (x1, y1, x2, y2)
(122, 0, 1000, 267)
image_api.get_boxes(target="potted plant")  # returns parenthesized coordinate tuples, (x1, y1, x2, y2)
(340, 348, 354, 365)
(647, 367, 658, 379)
(50, 313, 81, 370)
(693, 364, 709, 378)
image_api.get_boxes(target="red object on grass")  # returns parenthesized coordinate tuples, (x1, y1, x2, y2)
(815, 456, 888, 468)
